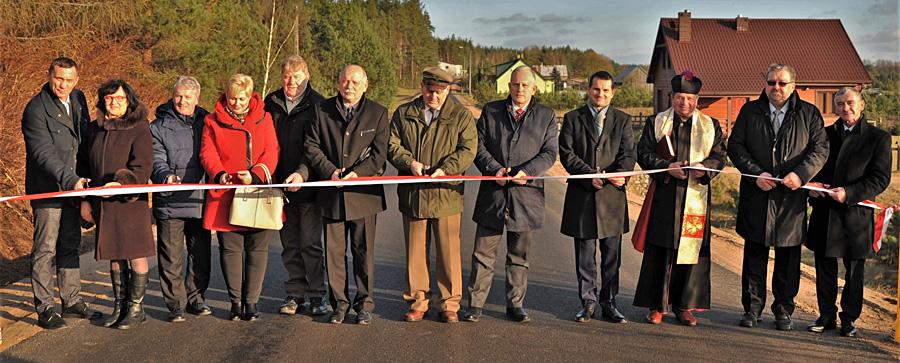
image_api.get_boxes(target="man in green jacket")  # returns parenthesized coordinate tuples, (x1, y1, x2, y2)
(388, 67, 477, 323)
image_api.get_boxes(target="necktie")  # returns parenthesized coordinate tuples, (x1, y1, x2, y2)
(597, 110, 606, 135)
(772, 110, 782, 134)
(514, 108, 524, 121)
(346, 107, 354, 121)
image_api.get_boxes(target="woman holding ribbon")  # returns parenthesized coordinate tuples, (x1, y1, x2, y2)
(200, 74, 279, 321)
(78, 79, 155, 329)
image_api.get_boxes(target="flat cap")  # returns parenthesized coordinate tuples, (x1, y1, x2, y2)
(422, 67, 454, 85)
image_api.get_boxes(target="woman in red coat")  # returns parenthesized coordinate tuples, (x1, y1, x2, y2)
(200, 74, 279, 321)
(78, 79, 155, 329)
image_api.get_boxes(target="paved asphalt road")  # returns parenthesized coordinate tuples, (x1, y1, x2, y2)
(1, 168, 894, 362)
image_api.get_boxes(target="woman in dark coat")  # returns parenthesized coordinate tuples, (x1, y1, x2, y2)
(78, 79, 154, 329)
(200, 74, 279, 321)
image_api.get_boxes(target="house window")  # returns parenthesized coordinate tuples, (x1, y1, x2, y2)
(816, 91, 835, 115)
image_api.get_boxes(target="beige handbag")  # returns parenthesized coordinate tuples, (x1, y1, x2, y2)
(229, 164, 285, 230)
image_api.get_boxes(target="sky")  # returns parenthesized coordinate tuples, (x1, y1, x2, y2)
(423, 0, 899, 65)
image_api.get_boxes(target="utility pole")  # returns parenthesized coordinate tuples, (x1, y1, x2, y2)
(459, 45, 473, 94)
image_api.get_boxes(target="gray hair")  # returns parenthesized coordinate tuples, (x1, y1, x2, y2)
(172, 76, 201, 95)
(834, 87, 864, 103)
(511, 65, 536, 82)
(766, 63, 797, 82)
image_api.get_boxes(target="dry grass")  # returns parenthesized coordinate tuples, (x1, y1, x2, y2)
(0, 36, 168, 284)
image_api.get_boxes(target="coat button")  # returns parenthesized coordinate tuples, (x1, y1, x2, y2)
(345, 132, 350, 136)
(343, 154, 349, 158)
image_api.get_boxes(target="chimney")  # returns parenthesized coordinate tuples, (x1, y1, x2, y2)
(736, 15, 749, 32)
(678, 10, 692, 42)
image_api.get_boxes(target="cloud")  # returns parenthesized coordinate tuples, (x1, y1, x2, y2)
(806, 10, 838, 18)
(867, 0, 899, 16)
(856, 29, 900, 45)
(475, 12, 594, 46)
(537, 14, 589, 24)
(473, 13, 535, 25)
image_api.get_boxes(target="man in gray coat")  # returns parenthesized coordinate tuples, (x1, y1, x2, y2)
(728, 63, 829, 331)
(150, 76, 212, 322)
(462, 66, 558, 323)
(22, 57, 100, 329)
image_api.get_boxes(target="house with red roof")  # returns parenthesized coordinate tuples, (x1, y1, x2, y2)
(647, 10, 872, 133)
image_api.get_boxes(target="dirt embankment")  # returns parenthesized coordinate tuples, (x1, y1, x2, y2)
(0, 37, 168, 285)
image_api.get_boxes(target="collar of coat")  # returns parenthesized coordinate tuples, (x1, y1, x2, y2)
(96, 103, 149, 130)
(335, 93, 367, 120)
(213, 92, 265, 127)
(506, 95, 535, 116)
(755, 89, 799, 115)
(154, 100, 207, 130)
(401, 94, 464, 123)
(835, 113, 868, 135)
(268, 85, 317, 115)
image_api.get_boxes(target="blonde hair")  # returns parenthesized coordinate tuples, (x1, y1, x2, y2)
(281, 55, 309, 76)
(225, 74, 254, 96)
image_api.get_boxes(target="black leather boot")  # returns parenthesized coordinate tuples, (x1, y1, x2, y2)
(242, 303, 259, 321)
(116, 271, 149, 330)
(102, 269, 128, 328)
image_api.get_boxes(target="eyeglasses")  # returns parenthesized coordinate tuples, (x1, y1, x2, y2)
(104, 95, 127, 103)
(766, 80, 793, 87)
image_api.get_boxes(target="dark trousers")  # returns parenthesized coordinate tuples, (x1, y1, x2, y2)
(217, 230, 272, 305)
(814, 249, 865, 323)
(574, 236, 622, 306)
(156, 217, 211, 311)
(633, 243, 711, 312)
(324, 216, 376, 314)
(31, 205, 83, 313)
(741, 241, 801, 316)
(466, 225, 532, 309)
(280, 201, 326, 302)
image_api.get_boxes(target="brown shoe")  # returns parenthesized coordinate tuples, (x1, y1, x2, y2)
(439, 311, 459, 323)
(676, 310, 698, 327)
(646, 310, 663, 325)
(404, 310, 426, 322)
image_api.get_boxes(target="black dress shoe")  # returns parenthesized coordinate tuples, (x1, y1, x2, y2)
(600, 303, 628, 324)
(356, 311, 372, 325)
(840, 321, 858, 337)
(575, 305, 594, 323)
(62, 301, 102, 320)
(774, 314, 793, 331)
(186, 302, 212, 316)
(168, 309, 186, 323)
(739, 312, 761, 328)
(37, 310, 68, 330)
(329, 310, 346, 324)
(506, 307, 530, 323)
(462, 307, 482, 323)
(229, 303, 242, 321)
(807, 315, 837, 333)
(242, 304, 260, 321)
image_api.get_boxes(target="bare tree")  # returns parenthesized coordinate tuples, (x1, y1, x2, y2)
(261, 0, 296, 96)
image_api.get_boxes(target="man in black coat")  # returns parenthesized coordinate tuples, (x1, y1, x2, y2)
(633, 72, 726, 327)
(559, 71, 635, 323)
(304, 64, 388, 325)
(462, 66, 558, 324)
(805, 88, 891, 337)
(265, 55, 330, 318)
(728, 63, 829, 331)
(22, 57, 100, 329)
